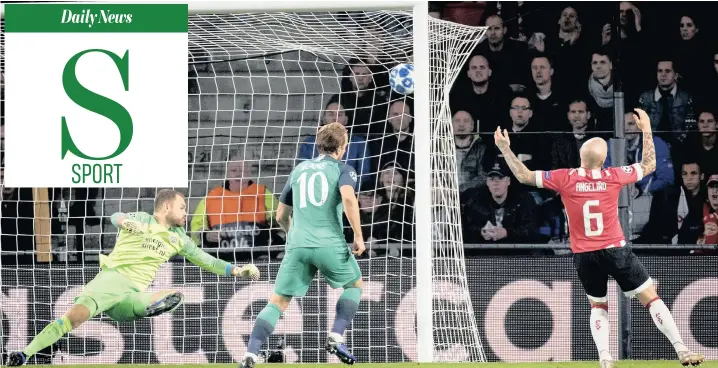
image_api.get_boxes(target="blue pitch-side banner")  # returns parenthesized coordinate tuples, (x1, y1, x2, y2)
(1, 256, 716, 364)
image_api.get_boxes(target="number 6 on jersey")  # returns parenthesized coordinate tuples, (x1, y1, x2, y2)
(583, 200, 604, 237)
(537, 164, 642, 253)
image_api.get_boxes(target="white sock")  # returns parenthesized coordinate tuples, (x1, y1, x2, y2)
(647, 298, 687, 354)
(243, 352, 258, 361)
(328, 332, 344, 343)
(590, 307, 612, 361)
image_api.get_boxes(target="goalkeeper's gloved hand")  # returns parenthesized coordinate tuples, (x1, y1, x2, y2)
(121, 219, 148, 235)
(232, 264, 260, 281)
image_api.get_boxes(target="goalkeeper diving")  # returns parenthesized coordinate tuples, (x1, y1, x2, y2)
(5, 189, 260, 367)
(240, 122, 365, 368)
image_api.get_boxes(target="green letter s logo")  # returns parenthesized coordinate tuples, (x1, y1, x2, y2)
(61, 49, 132, 160)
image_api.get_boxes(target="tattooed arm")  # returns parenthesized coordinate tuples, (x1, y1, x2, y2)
(493, 128, 537, 186)
(633, 109, 656, 177)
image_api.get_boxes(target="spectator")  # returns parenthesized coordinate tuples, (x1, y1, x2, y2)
(601, 2, 649, 103)
(461, 160, 542, 245)
(456, 111, 490, 194)
(373, 100, 414, 181)
(485, 95, 551, 173)
(587, 49, 615, 133)
(355, 184, 389, 248)
(483, 1, 545, 43)
(0, 166, 35, 265)
(680, 174, 718, 254)
(527, 55, 565, 133)
(605, 112, 675, 195)
(673, 14, 713, 96)
(297, 99, 372, 184)
(679, 110, 718, 177)
(618, 2, 643, 41)
(377, 163, 414, 246)
(531, 6, 593, 94)
(453, 110, 478, 186)
(333, 58, 389, 140)
(605, 112, 675, 241)
(673, 160, 706, 244)
(550, 98, 599, 169)
(473, 14, 531, 92)
(637, 58, 696, 146)
(190, 155, 280, 249)
(450, 54, 510, 133)
(696, 49, 718, 109)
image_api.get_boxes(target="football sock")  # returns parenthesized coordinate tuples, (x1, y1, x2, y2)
(589, 305, 612, 361)
(246, 303, 283, 356)
(331, 287, 362, 336)
(23, 316, 73, 358)
(646, 297, 687, 353)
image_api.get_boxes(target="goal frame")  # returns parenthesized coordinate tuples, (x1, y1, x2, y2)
(187, 1, 434, 362)
(0, 0, 435, 362)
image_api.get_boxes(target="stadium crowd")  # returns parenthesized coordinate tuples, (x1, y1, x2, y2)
(2, 2, 718, 265)
(436, 1, 718, 255)
(168, 1, 718, 257)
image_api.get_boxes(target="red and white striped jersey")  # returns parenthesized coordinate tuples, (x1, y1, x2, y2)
(536, 163, 644, 253)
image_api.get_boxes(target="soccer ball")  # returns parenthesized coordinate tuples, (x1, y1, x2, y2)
(389, 63, 415, 95)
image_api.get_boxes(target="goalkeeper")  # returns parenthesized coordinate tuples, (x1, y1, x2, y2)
(240, 122, 365, 368)
(6, 189, 259, 367)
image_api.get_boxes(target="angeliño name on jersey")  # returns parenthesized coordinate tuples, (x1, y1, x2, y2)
(575, 181, 607, 192)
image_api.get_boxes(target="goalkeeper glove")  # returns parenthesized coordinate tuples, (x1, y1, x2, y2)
(232, 264, 260, 281)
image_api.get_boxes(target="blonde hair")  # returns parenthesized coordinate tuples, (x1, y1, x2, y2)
(316, 122, 348, 154)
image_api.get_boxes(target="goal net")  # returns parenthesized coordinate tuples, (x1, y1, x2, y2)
(0, 9, 486, 365)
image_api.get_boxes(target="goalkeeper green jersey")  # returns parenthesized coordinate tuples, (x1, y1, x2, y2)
(279, 155, 358, 249)
(103, 211, 231, 291)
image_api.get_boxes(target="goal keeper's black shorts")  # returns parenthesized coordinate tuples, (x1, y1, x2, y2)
(572, 245, 653, 303)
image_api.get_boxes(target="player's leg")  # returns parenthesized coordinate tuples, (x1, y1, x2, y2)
(240, 248, 316, 368)
(6, 303, 93, 366)
(7, 270, 123, 366)
(609, 247, 704, 366)
(637, 286, 703, 365)
(573, 251, 613, 366)
(331, 279, 363, 337)
(314, 247, 363, 365)
(104, 290, 183, 322)
(145, 289, 185, 317)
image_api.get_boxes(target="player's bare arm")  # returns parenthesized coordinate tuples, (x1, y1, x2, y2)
(340, 185, 365, 256)
(633, 108, 656, 177)
(276, 202, 293, 233)
(493, 127, 537, 186)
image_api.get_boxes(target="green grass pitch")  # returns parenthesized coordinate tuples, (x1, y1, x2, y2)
(37, 362, 716, 368)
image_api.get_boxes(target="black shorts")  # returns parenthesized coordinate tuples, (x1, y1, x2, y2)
(572, 246, 653, 302)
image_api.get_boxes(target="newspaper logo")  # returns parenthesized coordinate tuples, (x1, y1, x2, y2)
(4, 4, 188, 187)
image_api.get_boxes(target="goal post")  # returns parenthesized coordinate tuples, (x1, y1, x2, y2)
(410, 1, 434, 363)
